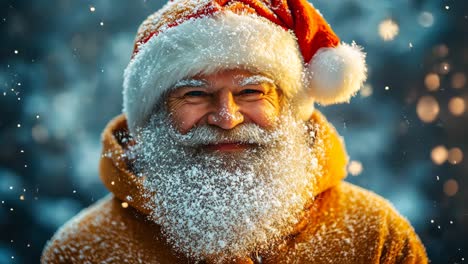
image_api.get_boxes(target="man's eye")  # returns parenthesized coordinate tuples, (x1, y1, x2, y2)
(184, 91, 207, 97)
(240, 89, 263, 95)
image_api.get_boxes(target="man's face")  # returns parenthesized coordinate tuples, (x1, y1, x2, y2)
(131, 70, 318, 261)
(166, 69, 282, 151)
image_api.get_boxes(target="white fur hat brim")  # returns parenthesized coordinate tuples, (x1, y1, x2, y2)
(123, 12, 303, 134)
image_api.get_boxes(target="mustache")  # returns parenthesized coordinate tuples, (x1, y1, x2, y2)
(168, 123, 278, 147)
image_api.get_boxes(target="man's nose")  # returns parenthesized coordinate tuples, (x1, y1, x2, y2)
(207, 92, 244, 129)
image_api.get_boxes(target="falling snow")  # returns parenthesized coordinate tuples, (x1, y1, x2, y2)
(0, 0, 465, 263)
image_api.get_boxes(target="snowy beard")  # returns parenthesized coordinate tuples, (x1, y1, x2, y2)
(129, 109, 319, 262)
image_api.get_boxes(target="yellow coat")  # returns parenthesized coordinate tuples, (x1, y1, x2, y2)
(41, 112, 428, 263)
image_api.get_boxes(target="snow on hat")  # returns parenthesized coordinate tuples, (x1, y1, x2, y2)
(123, 0, 367, 133)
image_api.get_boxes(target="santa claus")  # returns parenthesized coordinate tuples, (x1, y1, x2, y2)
(42, 0, 427, 263)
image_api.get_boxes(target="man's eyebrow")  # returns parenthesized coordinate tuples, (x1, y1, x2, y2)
(237, 75, 275, 87)
(173, 78, 209, 89)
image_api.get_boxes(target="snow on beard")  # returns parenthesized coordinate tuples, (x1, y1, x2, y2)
(129, 109, 319, 262)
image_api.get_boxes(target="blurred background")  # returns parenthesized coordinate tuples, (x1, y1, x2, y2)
(0, 0, 466, 263)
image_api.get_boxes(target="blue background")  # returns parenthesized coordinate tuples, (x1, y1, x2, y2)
(0, 0, 466, 263)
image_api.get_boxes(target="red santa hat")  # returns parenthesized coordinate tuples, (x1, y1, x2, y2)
(123, 0, 367, 133)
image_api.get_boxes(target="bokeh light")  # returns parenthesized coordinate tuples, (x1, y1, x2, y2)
(378, 19, 399, 41)
(348, 160, 363, 176)
(451, 72, 466, 89)
(0, 1, 465, 263)
(439, 62, 451, 75)
(360, 84, 373, 97)
(418, 12, 434, 28)
(431, 145, 448, 165)
(424, 73, 440, 91)
(443, 179, 459, 197)
(448, 97, 466, 116)
(447, 148, 463, 165)
(32, 125, 49, 143)
(416, 96, 440, 123)
(433, 44, 449, 57)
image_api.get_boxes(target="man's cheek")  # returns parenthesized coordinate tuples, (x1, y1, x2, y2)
(171, 111, 202, 134)
(254, 106, 281, 129)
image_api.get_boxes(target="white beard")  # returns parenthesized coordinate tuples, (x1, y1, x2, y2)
(129, 110, 319, 262)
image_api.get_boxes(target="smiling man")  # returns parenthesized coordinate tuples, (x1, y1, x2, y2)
(42, 0, 428, 263)
(167, 70, 281, 137)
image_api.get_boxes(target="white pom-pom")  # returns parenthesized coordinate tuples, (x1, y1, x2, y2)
(304, 42, 367, 105)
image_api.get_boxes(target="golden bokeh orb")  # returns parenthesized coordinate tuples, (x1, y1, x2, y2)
(416, 96, 440, 123)
(443, 179, 459, 197)
(448, 147, 463, 165)
(448, 97, 466, 116)
(424, 73, 440, 91)
(451, 72, 466, 89)
(431, 145, 448, 165)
